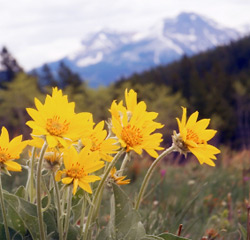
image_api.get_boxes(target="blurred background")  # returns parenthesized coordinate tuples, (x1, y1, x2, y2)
(1, 0, 250, 149)
(1, 1, 250, 238)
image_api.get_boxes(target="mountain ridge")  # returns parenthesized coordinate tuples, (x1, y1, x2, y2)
(35, 12, 240, 87)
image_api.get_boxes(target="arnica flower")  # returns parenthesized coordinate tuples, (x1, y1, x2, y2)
(110, 89, 163, 158)
(55, 146, 104, 195)
(44, 150, 62, 172)
(0, 127, 27, 172)
(175, 107, 220, 166)
(80, 120, 119, 162)
(109, 167, 130, 185)
(26, 87, 93, 148)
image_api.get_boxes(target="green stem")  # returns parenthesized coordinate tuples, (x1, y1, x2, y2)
(134, 145, 175, 210)
(0, 175, 10, 240)
(63, 186, 72, 240)
(92, 161, 110, 221)
(25, 147, 36, 203)
(52, 172, 63, 240)
(83, 150, 124, 240)
(118, 152, 129, 176)
(80, 194, 87, 237)
(36, 141, 48, 240)
(30, 147, 36, 203)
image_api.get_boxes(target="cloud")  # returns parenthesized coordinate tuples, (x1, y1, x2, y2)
(0, 0, 249, 69)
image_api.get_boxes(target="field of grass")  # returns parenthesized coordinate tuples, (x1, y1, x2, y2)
(98, 149, 250, 240)
(1, 148, 250, 240)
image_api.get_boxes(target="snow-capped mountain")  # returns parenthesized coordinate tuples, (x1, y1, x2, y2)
(39, 12, 240, 87)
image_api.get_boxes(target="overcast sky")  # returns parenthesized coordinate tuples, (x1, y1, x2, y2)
(1, 0, 250, 70)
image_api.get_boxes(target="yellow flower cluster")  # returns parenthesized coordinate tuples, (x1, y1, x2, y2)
(176, 107, 220, 166)
(18, 87, 220, 195)
(110, 89, 164, 158)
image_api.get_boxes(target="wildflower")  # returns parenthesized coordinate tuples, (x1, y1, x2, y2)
(26, 87, 92, 148)
(109, 167, 130, 185)
(175, 107, 220, 166)
(0, 127, 27, 172)
(80, 120, 119, 162)
(110, 89, 163, 158)
(55, 146, 104, 195)
(44, 150, 62, 172)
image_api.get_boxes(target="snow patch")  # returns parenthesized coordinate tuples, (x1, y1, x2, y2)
(77, 52, 103, 67)
(169, 33, 197, 42)
(99, 33, 107, 41)
(190, 14, 197, 21)
(203, 29, 219, 45)
(122, 52, 140, 62)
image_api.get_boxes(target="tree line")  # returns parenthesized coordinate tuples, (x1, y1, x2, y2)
(0, 35, 250, 149)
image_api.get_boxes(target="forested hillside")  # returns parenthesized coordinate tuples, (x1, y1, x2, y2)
(0, 35, 250, 149)
(114, 35, 250, 148)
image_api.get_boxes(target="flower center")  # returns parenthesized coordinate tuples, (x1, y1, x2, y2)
(121, 124, 143, 148)
(46, 116, 70, 136)
(66, 163, 86, 179)
(186, 129, 203, 144)
(0, 147, 11, 163)
(90, 136, 101, 151)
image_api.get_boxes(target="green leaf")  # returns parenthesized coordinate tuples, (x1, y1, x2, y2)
(238, 223, 247, 240)
(140, 235, 164, 240)
(113, 184, 147, 240)
(67, 224, 79, 240)
(0, 223, 23, 240)
(2, 191, 56, 239)
(44, 208, 57, 238)
(158, 233, 191, 240)
(14, 186, 28, 200)
(7, 204, 26, 235)
(72, 198, 84, 225)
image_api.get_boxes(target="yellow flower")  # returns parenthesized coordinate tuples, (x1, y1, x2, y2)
(176, 107, 220, 166)
(55, 146, 104, 195)
(80, 120, 119, 162)
(44, 150, 63, 172)
(110, 167, 130, 185)
(26, 87, 93, 148)
(110, 89, 163, 158)
(0, 127, 28, 172)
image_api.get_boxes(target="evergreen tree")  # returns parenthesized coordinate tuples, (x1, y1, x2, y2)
(39, 64, 58, 88)
(0, 72, 43, 138)
(58, 61, 82, 90)
(0, 47, 22, 83)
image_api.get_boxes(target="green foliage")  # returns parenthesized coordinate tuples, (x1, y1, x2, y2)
(114, 35, 250, 148)
(0, 72, 43, 138)
(97, 183, 190, 240)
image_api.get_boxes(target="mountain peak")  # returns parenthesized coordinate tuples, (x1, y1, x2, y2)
(36, 12, 240, 87)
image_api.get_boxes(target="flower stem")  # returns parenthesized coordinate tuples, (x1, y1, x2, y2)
(63, 186, 72, 240)
(134, 145, 175, 211)
(36, 141, 48, 240)
(80, 194, 87, 237)
(83, 150, 124, 240)
(30, 147, 36, 203)
(118, 152, 129, 176)
(0, 175, 10, 240)
(25, 147, 36, 203)
(52, 172, 63, 240)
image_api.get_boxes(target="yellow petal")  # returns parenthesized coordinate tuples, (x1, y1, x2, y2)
(78, 181, 92, 194)
(186, 111, 199, 128)
(73, 179, 79, 195)
(5, 161, 22, 172)
(181, 107, 187, 128)
(55, 171, 62, 181)
(82, 175, 101, 183)
(46, 135, 58, 148)
(62, 177, 73, 184)
(0, 127, 9, 146)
